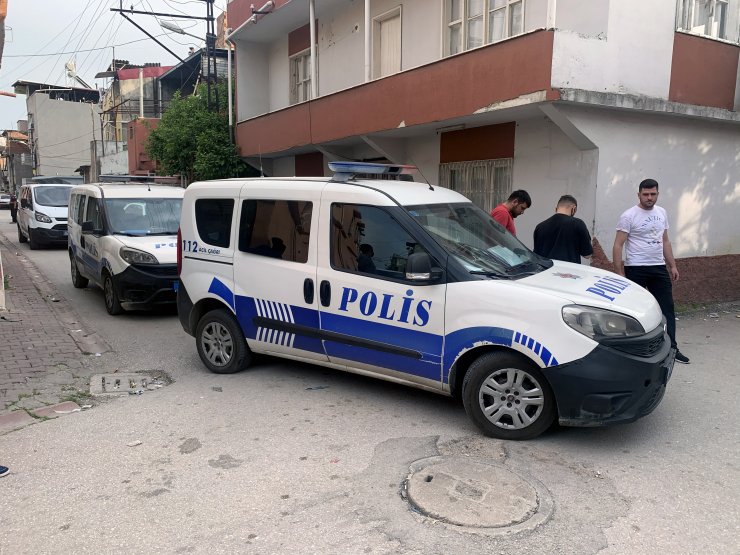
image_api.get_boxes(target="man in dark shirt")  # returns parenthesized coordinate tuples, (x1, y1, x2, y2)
(533, 195, 593, 263)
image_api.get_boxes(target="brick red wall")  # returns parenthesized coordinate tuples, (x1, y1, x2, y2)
(591, 238, 740, 303)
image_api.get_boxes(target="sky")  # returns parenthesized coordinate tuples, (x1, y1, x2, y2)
(0, 0, 227, 130)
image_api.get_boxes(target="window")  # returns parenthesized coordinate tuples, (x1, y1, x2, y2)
(373, 7, 402, 78)
(290, 50, 313, 105)
(74, 194, 86, 224)
(84, 197, 103, 230)
(239, 199, 312, 263)
(438, 159, 513, 214)
(195, 199, 234, 248)
(331, 204, 429, 280)
(445, 0, 526, 55)
(676, 0, 738, 42)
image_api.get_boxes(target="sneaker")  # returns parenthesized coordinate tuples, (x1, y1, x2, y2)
(675, 350, 690, 364)
(0, 466, 9, 477)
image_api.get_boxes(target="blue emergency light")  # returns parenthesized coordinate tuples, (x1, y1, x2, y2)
(328, 161, 417, 182)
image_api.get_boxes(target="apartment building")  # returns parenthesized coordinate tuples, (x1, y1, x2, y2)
(227, 0, 740, 302)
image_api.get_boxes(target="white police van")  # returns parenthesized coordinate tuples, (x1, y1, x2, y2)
(68, 183, 184, 315)
(177, 162, 674, 440)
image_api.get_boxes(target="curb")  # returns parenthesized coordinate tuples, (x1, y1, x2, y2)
(0, 249, 5, 311)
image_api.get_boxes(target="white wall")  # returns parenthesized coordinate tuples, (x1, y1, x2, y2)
(29, 94, 101, 176)
(561, 105, 740, 258)
(99, 149, 129, 175)
(552, 0, 677, 99)
(512, 117, 599, 250)
(236, 42, 271, 120)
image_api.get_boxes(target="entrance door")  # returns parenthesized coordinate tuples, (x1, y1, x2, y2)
(232, 183, 327, 362)
(316, 187, 446, 389)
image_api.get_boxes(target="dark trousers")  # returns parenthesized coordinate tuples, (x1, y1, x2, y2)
(625, 265, 677, 348)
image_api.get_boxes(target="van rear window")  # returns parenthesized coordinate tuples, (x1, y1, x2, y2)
(195, 199, 234, 248)
(238, 199, 312, 263)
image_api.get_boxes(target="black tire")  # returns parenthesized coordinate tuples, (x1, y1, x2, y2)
(103, 273, 123, 315)
(28, 229, 39, 250)
(17, 223, 27, 243)
(195, 309, 251, 374)
(70, 253, 89, 288)
(462, 351, 556, 440)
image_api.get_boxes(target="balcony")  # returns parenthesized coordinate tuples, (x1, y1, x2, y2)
(235, 29, 556, 158)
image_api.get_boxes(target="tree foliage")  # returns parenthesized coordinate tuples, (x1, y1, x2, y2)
(146, 82, 253, 183)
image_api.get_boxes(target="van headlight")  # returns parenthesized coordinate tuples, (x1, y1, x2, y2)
(35, 211, 52, 223)
(562, 305, 644, 340)
(120, 247, 159, 265)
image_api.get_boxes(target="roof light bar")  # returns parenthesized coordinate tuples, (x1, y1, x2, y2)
(328, 161, 417, 182)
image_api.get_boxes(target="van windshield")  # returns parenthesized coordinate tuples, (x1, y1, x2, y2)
(104, 198, 182, 235)
(33, 186, 73, 207)
(406, 202, 552, 277)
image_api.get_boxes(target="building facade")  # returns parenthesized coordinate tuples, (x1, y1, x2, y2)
(227, 0, 740, 302)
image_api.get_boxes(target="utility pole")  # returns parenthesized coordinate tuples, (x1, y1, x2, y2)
(111, 0, 217, 110)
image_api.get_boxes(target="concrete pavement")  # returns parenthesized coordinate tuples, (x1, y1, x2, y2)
(0, 225, 109, 432)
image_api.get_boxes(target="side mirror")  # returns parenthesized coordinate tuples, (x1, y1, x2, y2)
(405, 252, 443, 282)
(81, 221, 94, 234)
(20, 198, 28, 209)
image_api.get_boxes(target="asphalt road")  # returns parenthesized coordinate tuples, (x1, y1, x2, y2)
(0, 218, 738, 554)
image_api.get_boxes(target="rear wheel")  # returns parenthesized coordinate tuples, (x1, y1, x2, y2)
(17, 223, 27, 243)
(103, 273, 123, 315)
(462, 351, 556, 440)
(70, 253, 89, 288)
(196, 309, 251, 374)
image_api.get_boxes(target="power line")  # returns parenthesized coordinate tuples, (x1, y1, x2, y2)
(3, 34, 177, 58)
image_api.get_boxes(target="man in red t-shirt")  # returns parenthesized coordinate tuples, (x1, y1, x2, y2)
(490, 190, 531, 236)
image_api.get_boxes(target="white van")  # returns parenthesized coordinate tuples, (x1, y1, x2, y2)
(17, 182, 75, 249)
(68, 183, 184, 315)
(177, 163, 675, 440)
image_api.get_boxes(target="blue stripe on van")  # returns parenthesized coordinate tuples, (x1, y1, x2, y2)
(210, 278, 558, 383)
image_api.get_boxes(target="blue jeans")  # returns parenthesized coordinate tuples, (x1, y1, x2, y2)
(625, 265, 677, 348)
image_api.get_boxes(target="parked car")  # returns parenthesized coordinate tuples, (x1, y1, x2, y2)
(0, 193, 11, 209)
(176, 162, 675, 440)
(67, 183, 185, 315)
(17, 183, 75, 249)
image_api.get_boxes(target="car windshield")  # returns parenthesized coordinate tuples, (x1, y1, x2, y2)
(406, 202, 552, 278)
(105, 198, 182, 235)
(33, 186, 73, 207)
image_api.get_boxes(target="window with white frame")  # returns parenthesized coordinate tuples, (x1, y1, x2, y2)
(438, 159, 513, 214)
(676, 0, 739, 43)
(373, 7, 402, 79)
(290, 50, 313, 105)
(445, 0, 525, 56)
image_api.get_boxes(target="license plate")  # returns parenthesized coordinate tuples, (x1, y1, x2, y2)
(173, 280, 179, 292)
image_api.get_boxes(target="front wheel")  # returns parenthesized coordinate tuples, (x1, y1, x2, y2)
(103, 273, 123, 315)
(462, 352, 556, 440)
(17, 223, 27, 243)
(196, 309, 251, 374)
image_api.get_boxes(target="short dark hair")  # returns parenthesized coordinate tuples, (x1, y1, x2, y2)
(508, 190, 532, 207)
(639, 178, 659, 191)
(557, 194, 577, 207)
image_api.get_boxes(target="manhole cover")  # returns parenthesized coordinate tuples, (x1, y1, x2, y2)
(403, 456, 553, 532)
(89, 373, 162, 395)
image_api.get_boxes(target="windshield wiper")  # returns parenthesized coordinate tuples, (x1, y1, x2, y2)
(469, 270, 514, 280)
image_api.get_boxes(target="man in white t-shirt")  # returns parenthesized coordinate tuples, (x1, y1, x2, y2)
(612, 178, 689, 364)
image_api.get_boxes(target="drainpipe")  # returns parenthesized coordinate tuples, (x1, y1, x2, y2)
(139, 67, 144, 118)
(364, 0, 371, 82)
(226, 29, 234, 145)
(547, 0, 557, 29)
(310, 0, 318, 99)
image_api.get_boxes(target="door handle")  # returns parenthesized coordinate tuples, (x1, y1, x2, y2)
(303, 278, 314, 304)
(319, 280, 331, 307)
